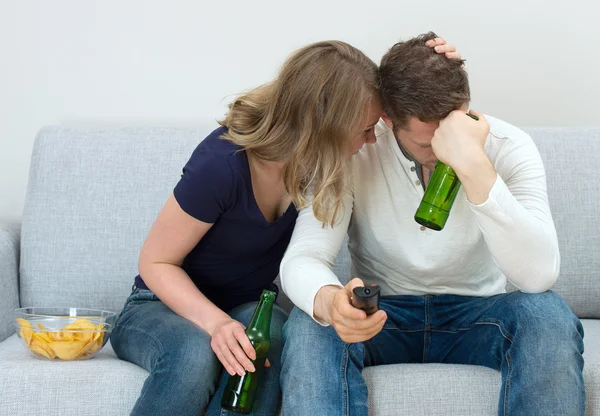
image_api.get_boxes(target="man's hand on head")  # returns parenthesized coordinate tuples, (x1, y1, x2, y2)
(431, 109, 491, 175)
(426, 36, 464, 65)
(432, 110, 497, 204)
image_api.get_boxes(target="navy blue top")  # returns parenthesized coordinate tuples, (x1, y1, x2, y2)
(135, 126, 298, 311)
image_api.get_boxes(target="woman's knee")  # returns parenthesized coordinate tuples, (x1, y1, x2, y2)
(113, 302, 221, 380)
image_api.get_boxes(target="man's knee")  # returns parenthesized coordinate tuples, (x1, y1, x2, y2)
(282, 307, 347, 366)
(503, 291, 584, 353)
(283, 307, 338, 340)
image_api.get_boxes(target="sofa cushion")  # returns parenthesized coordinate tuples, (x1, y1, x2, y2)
(0, 335, 145, 415)
(1, 319, 598, 415)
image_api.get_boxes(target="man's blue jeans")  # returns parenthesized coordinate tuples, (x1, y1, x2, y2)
(281, 291, 585, 416)
(110, 287, 287, 416)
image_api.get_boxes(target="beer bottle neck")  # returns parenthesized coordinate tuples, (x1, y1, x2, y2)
(247, 293, 275, 333)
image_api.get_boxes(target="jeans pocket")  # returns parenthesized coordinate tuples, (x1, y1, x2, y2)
(115, 288, 159, 328)
(125, 288, 159, 306)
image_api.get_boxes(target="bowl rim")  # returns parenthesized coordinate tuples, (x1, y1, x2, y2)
(15, 307, 117, 317)
(18, 327, 111, 333)
(14, 307, 116, 332)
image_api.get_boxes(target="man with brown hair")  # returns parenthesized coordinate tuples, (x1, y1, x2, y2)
(279, 32, 585, 415)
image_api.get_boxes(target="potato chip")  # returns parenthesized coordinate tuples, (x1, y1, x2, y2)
(16, 317, 106, 360)
(16, 318, 32, 328)
(51, 340, 90, 360)
(62, 319, 97, 331)
(17, 318, 35, 346)
(33, 331, 54, 344)
(29, 337, 56, 359)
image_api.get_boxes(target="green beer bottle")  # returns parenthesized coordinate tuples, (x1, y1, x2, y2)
(414, 113, 479, 231)
(221, 290, 276, 414)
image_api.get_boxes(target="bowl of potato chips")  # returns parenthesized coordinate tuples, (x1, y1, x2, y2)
(15, 307, 116, 361)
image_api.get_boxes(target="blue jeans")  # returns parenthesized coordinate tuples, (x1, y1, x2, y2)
(110, 287, 288, 416)
(281, 291, 585, 416)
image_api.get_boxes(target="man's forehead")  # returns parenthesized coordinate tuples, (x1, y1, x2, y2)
(405, 116, 439, 131)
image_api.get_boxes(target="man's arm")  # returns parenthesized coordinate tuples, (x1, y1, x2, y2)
(280, 186, 388, 341)
(434, 111, 559, 292)
(465, 135, 560, 292)
(280, 190, 353, 322)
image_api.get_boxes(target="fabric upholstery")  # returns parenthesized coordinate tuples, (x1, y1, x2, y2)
(0, 221, 20, 342)
(1, 126, 598, 416)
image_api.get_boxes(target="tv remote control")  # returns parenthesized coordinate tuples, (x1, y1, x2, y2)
(351, 284, 380, 316)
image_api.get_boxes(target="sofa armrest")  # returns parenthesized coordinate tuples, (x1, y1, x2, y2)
(0, 220, 20, 342)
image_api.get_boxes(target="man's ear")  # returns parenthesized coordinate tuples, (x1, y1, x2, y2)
(381, 113, 394, 130)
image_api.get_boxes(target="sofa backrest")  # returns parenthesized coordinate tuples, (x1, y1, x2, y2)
(19, 126, 600, 318)
(526, 128, 600, 318)
(20, 127, 205, 313)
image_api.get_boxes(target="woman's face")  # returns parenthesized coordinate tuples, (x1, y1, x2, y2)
(347, 98, 384, 157)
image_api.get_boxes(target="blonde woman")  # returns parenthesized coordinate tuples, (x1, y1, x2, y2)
(110, 38, 460, 416)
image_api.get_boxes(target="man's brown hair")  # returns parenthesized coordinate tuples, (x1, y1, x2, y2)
(379, 31, 470, 130)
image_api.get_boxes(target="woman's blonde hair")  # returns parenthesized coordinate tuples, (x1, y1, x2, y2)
(220, 41, 379, 226)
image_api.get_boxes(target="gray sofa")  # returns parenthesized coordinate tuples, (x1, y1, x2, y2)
(0, 126, 598, 416)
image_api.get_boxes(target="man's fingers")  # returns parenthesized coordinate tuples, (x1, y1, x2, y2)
(339, 315, 387, 343)
(468, 109, 484, 120)
(335, 309, 386, 331)
(426, 37, 446, 47)
(445, 51, 462, 60)
(347, 277, 365, 292)
(358, 323, 386, 343)
(335, 278, 367, 320)
(334, 277, 387, 342)
(426, 38, 463, 61)
(434, 43, 456, 54)
(337, 296, 367, 320)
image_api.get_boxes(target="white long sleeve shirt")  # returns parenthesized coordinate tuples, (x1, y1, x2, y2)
(280, 115, 560, 320)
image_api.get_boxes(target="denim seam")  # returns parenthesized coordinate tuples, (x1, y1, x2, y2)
(471, 320, 514, 416)
(427, 320, 515, 340)
(504, 349, 513, 416)
(429, 328, 471, 333)
(381, 328, 424, 333)
(473, 320, 514, 343)
(423, 296, 431, 363)
(341, 343, 350, 416)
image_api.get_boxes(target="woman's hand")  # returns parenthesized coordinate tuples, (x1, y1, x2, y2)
(210, 318, 257, 376)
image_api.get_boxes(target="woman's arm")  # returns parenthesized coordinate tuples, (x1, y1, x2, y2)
(139, 194, 257, 376)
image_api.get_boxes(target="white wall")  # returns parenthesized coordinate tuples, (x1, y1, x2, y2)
(1, 0, 599, 220)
